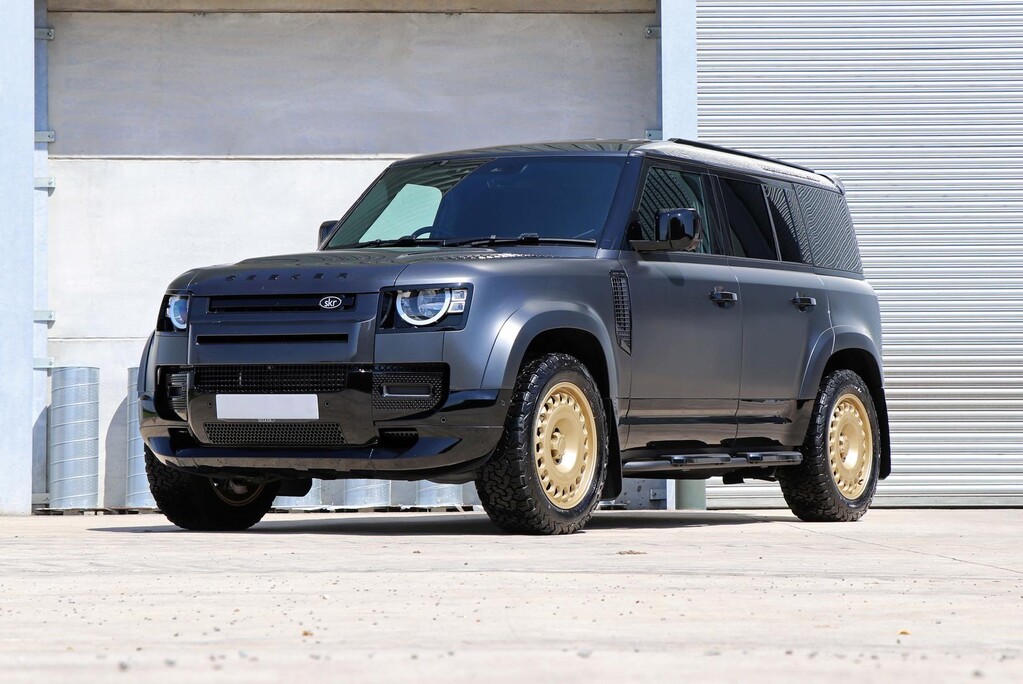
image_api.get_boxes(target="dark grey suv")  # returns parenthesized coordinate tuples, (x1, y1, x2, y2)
(138, 139, 890, 534)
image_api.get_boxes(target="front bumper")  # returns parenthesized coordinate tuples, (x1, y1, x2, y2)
(140, 362, 511, 480)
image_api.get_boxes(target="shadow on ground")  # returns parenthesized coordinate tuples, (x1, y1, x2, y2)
(89, 510, 770, 536)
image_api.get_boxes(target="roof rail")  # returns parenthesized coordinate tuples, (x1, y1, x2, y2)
(667, 138, 818, 176)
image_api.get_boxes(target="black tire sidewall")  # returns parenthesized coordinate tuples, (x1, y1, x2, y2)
(146, 448, 278, 531)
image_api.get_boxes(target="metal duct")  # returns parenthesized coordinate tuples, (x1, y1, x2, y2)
(47, 367, 99, 509)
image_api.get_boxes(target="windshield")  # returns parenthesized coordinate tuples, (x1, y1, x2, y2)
(324, 156, 626, 248)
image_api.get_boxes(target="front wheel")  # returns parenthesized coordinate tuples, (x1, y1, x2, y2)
(475, 353, 608, 535)
(778, 369, 880, 522)
(145, 448, 279, 531)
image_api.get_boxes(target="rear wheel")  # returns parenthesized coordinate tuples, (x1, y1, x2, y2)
(778, 369, 880, 522)
(476, 353, 608, 535)
(145, 448, 279, 531)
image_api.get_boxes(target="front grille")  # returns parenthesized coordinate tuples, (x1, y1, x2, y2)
(203, 422, 346, 446)
(610, 271, 632, 354)
(206, 294, 355, 313)
(373, 365, 446, 414)
(193, 364, 348, 394)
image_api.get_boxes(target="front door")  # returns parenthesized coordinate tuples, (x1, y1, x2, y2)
(621, 165, 742, 450)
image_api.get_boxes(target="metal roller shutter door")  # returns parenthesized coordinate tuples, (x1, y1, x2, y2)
(696, 0, 1023, 507)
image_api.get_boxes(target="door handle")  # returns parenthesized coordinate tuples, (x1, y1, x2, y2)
(792, 295, 817, 311)
(709, 289, 739, 307)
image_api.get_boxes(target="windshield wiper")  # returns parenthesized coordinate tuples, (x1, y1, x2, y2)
(337, 236, 449, 249)
(447, 233, 597, 248)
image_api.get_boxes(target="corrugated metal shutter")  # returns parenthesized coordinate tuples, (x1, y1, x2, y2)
(697, 0, 1023, 506)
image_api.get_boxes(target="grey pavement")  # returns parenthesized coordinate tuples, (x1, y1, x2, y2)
(1, 508, 1020, 683)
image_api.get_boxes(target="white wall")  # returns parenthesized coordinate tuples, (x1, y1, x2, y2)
(0, 1, 37, 514)
(46, 9, 658, 505)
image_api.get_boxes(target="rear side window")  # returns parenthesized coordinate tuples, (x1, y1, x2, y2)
(718, 178, 778, 260)
(765, 184, 812, 264)
(794, 184, 864, 274)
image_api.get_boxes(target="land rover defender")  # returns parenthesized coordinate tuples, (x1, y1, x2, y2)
(138, 139, 890, 534)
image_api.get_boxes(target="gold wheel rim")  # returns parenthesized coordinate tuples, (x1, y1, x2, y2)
(533, 381, 597, 510)
(211, 479, 265, 507)
(828, 393, 874, 500)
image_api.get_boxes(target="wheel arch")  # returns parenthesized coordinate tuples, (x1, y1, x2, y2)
(482, 306, 622, 499)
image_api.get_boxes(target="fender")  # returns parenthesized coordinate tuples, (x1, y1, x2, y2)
(798, 326, 882, 400)
(800, 324, 891, 479)
(481, 301, 619, 402)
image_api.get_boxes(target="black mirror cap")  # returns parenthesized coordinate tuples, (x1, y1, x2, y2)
(319, 220, 339, 247)
(657, 207, 701, 250)
(632, 208, 702, 252)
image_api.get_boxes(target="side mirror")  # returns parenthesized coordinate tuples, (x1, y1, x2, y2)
(318, 220, 338, 247)
(658, 208, 701, 251)
(631, 207, 702, 252)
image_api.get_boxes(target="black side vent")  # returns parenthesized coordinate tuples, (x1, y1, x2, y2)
(609, 271, 632, 354)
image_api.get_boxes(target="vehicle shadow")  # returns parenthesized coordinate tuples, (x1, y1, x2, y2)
(89, 510, 770, 536)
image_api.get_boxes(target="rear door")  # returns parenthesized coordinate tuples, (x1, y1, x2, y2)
(621, 164, 742, 449)
(715, 175, 831, 447)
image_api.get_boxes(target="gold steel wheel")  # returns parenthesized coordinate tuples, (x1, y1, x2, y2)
(828, 393, 874, 499)
(533, 381, 597, 509)
(211, 479, 265, 507)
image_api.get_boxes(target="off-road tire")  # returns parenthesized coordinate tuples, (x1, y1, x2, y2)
(778, 369, 880, 522)
(145, 448, 279, 531)
(476, 353, 608, 535)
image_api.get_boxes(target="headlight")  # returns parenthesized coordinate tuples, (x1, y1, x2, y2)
(395, 287, 469, 327)
(165, 295, 189, 330)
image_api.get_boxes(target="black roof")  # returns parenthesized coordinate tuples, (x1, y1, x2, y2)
(401, 139, 841, 192)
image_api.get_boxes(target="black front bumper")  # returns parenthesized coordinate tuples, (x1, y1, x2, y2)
(140, 363, 510, 480)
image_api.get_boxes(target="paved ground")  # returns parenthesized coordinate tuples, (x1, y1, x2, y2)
(0, 509, 1020, 683)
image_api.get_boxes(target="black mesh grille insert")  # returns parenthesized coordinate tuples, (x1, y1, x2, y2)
(372, 365, 446, 413)
(193, 365, 348, 394)
(610, 271, 632, 354)
(203, 422, 346, 446)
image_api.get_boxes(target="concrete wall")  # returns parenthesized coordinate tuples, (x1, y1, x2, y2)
(49, 12, 658, 156)
(46, 9, 658, 505)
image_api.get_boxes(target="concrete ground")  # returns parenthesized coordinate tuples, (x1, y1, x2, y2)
(0, 509, 1020, 683)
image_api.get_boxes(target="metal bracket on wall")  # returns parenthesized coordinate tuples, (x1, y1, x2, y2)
(35, 27, 54, 41)
(34, 177, 55, 190)
(35, 131, 55, 144)
(34, 310, 56, 325)
(34, 358, 55, 371)
(645, 26, 660, 39)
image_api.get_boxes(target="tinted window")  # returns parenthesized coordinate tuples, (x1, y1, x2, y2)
(719, 178, 778, 260)
(794, 184, 863, 273)
(635, 167, 719, 254)
(766, 184, 812, 264)
(326, 157, 625, 248)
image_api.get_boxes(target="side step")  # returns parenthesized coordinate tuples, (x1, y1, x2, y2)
(622, 451, 802, 475)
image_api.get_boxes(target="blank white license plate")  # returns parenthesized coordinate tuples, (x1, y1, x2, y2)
(215, 394, 319, 420)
